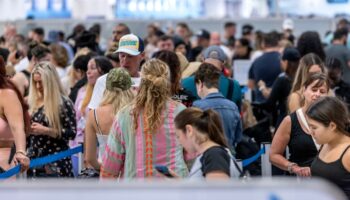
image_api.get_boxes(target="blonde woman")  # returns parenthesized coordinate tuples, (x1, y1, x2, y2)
(27, 62, 76, 177)
(84, 68, 134, 171)
(100, 59, 188, 179)
(288, 53, 326, 113)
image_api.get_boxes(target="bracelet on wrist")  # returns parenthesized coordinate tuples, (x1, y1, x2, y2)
(15, 150, 27, 156)
(287, 162, 297, 173)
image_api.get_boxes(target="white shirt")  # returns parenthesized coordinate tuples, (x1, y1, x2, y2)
(56, 67, 67, 79)
(88, 73, 141, 110)
(14, 57, 29, 72)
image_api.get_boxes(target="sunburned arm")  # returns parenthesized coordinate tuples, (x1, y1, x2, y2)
(2, 89, 30, 170)
(3, 89, 26, 152)
(84, 109, 100, 170)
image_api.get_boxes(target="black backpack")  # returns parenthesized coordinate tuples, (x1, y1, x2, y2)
(235, 134, 261, 176)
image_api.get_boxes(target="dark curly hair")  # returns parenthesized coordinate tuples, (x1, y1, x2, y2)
(297, 31, 325, 61)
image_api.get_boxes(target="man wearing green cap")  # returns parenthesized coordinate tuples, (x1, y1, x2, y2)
(88, 34, 145, 110)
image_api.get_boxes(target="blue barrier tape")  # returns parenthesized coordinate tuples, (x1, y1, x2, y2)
(30, 145, 83, 168)
(1, 144, 265, 179)
(0, 145, 83, 179)
(242, 146, 266, 167)
(0, 165, 21, 179)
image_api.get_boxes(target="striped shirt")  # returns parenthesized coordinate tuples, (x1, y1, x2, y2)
(100, 100, 188, 179)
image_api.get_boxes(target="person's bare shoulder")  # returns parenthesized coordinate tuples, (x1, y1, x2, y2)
(12, 71, 26, 83)
(0, 89, 20, 108)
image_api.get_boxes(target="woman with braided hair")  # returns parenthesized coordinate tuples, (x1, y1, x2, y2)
(100, 59, 188, 179)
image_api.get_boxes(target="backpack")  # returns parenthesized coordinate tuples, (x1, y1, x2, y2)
(235, 134, 261, 176)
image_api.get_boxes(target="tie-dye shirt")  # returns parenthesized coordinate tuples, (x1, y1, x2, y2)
(100, 100, 188, 179)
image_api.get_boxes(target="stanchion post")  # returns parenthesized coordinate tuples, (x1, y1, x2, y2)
(16, 171, 27, 180)
(261, 142, 272, 177)
(78, 151, 84, 175)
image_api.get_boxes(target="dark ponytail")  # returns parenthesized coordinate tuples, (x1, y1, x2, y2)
(306, 96, 350, 136)
(174, 107, 228, 147)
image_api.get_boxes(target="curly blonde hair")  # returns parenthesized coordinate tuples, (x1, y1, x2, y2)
(132, 59, 171, 131)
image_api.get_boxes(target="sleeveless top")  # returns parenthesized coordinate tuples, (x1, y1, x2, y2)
(311, 145, 350, 199)
(0, 116, 13, 141)
(288, 112, 318, 167)
(93, 109, 108, 163)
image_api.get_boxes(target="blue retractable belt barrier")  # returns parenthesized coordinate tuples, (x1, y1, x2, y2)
(0, 145, 83, 179)
(242, 146, 266, 167)
(1, 144, 266, 179)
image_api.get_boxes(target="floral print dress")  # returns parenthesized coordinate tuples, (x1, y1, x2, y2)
(27, 97, 76, 178)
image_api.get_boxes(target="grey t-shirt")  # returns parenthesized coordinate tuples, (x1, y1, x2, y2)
(188, 146, 241, 179)
(325, 44, 350, 84)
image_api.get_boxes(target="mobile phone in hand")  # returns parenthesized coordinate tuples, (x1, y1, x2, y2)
(155, 165, 173, 178)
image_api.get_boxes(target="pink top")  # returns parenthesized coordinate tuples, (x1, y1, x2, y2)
(69, 86, 88, 148)
(0, 116, 13, 141)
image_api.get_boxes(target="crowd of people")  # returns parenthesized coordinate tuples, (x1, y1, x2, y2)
(0, 18, 350, 198)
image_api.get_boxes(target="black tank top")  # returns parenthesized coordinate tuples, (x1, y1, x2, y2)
(311, 145, 350, 199)
(288, 112, 318, 166)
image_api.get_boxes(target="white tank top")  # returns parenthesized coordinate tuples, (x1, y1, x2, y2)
(93, 109, 109, 163)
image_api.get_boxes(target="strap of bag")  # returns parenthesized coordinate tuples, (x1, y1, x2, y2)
(296, 108, 320, 150)
(296, 108, 310, 131)
(93, 109, 104, 135)
(227, 79, 234, 100)
(225, 148, 246, 178)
